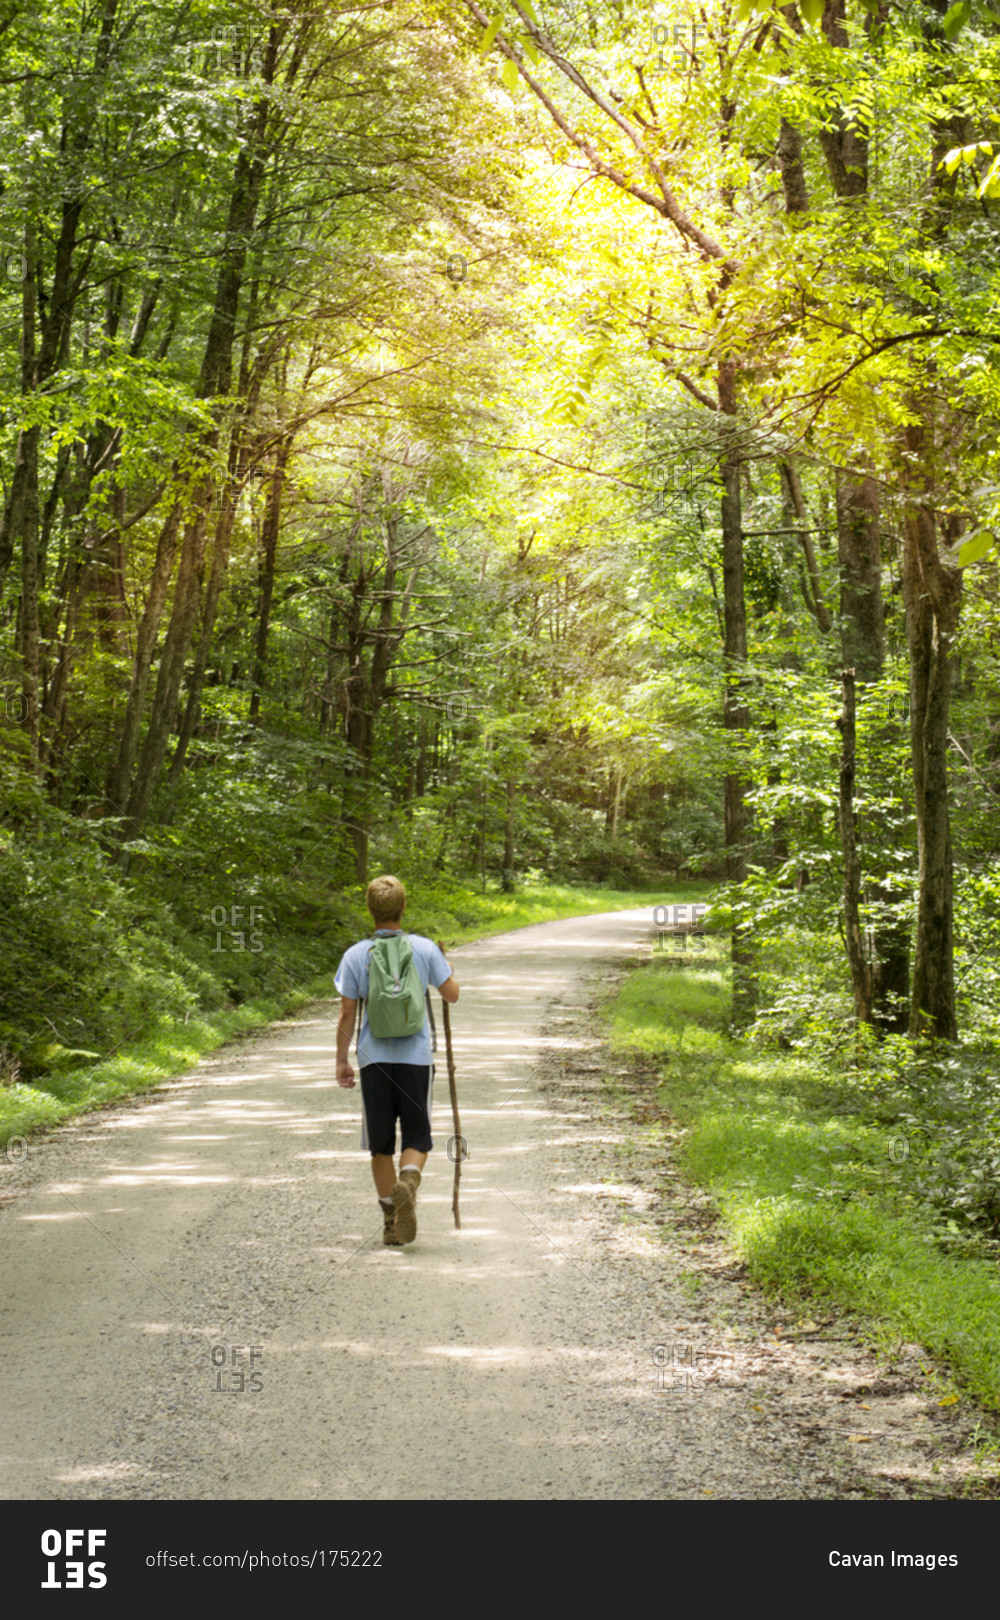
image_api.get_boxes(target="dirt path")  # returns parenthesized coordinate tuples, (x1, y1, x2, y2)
(0, 908, 984, 1500)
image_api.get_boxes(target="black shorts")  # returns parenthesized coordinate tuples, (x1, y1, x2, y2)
(359, 1062, 434, 1157)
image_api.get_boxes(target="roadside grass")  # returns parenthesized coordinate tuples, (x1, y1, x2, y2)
(0, 987, 327, 1154)
(1, 878, 691, 1152)
(601, 943, 1000, 1411)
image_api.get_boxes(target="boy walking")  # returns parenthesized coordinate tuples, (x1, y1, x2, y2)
(335, 875, 459, 1246)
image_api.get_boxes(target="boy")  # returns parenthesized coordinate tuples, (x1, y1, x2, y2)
(335, 875, 459, 1246)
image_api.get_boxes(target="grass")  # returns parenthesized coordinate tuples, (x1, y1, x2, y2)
(0, 987, 326, 1153)
(600, 941, 1000, 1411)
(1, 877, 693, 1152)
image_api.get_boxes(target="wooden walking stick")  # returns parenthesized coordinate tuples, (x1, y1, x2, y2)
(438, 939, 461, 1229)
(441, 997, 461, 1229)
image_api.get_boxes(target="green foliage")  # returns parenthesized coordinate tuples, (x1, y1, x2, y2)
(603, 954, 1000, 1408)
(0, 817, 210, 1075)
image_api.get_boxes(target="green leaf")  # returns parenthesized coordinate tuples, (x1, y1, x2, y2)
(942, 0, 971, 39)
(477, 15, 503, 57)
(516, 0, 540, 24)
(957, 532, 996, 567)
(799, 0, 825, 24)
(500, 58, 519, 92)
(520, 33, 540, 65)
(979, 154, 1000, 199)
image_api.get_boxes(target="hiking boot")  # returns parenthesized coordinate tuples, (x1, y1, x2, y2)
(381, 1200, 402, 1247)
(391, 1168, 421, 1244)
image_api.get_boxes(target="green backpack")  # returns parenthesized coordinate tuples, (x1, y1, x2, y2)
(365, 933, 427, 1039)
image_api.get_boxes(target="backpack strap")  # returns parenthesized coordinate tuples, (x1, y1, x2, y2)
(357, 936, 376, 1056)
(356, 932, 391, 1053)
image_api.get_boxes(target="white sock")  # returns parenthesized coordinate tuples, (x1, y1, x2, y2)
(400, 1166, 420, 1178)
(379, 1197, 393, 1208)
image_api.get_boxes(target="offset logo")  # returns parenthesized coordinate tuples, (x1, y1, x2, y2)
(41, 1529, 107, 1588)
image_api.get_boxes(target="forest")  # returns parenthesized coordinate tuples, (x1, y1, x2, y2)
(2, 0, 1000, 1405)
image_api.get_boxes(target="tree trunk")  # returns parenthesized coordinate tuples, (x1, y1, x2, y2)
(502, 776, 515, 890)
(901, 420, 961, 1040)
(167, 478, 241, 782)
(837, 668, 873, 1025)
(893, 4, 965, 1041)
(122, 497, 214, 833)
(8, 214, 41, 763)
(819, 0, 869, 198)
(342, 597, 373, 884)
(718, 358, 754, 1024)
(105, 506, 181, 813)
(608, 762, 623, 840)
(319, 591, 341, 735)
(777, 118, 809, 216)
(833, 471, 911, 1031)
(836, 472, 883, 683)
(249, 441, 289, 725)
(17, 426, 42, 765)
(811, 10, 910, 1032)
(780, 458, 831, 633)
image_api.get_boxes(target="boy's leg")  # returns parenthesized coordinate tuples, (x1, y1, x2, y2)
(390, 1065, 433, 1244)
(360, 1064, 399, 1177)
(371, 1154, 397, 1198)
(392, 1064, 433, 1166)
(360, 1065, 405, 1244)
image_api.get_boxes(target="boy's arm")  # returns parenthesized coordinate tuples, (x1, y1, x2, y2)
(435, 940, 460, 1004)
(336, 997, 357, 1086)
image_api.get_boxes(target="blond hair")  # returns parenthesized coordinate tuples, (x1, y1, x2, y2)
(366, 874, 406, 926)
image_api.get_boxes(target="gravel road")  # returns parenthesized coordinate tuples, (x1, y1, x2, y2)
(0, 908, 984, 1500)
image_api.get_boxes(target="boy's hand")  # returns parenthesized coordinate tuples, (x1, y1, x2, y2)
(337, 1061, 355, 1088)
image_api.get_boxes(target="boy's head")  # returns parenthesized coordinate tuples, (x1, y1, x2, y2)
(366, 874, 406, 927)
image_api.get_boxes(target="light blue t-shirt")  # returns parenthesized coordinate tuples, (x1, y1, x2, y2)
(335, 930, 452, 1067)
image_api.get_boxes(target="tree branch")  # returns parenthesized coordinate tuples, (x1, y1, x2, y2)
(462, 0, 738, 270)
